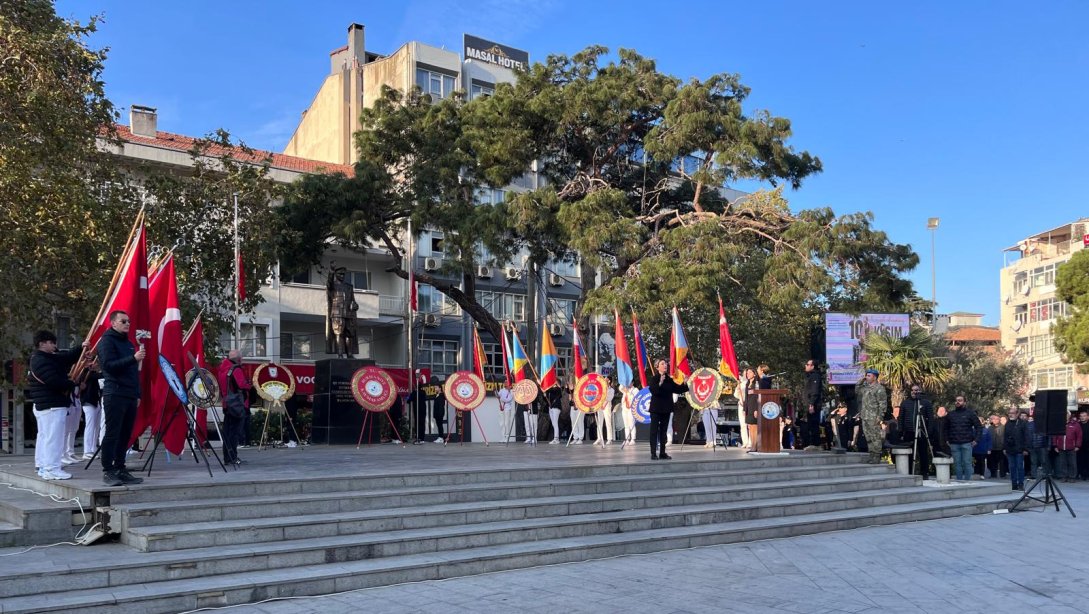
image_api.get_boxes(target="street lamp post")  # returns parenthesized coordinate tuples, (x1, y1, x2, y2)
(927, 217, 940, 325)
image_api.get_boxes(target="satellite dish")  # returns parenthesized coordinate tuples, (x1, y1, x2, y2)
(1011, 320, 1023, 332)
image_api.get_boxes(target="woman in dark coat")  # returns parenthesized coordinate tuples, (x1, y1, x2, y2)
(647, 359, 688, 460)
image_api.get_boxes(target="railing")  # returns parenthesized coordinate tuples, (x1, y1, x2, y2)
(380, 295, 404, 315)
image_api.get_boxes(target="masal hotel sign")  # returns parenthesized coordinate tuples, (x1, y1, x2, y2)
(464, 34, 529, 71)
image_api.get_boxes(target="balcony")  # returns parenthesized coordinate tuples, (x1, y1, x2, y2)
(276, 284, 379, 320)
(379, 295, 404, 315)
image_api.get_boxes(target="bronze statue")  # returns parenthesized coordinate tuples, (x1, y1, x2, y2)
(325, 267, 358, 357)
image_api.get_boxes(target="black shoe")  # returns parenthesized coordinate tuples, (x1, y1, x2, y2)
(660, 453, 672, 460)
(651, 454, 658, 460)
(103, 471, 124, 487)
(118, 469, 144, 485)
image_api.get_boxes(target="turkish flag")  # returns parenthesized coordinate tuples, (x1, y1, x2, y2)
(140, 256, 187, 454)
(87, 224, 150, 352)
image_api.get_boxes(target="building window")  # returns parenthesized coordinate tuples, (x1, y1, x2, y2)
(1033, 366, 1074, 389)
(1013, 272, 1029, 296)
(419, 339, 460, 378)
(470, 81, 494, 100)
(286, 268, 313, 285)
(418, 285, 458, 315)
(1031, 264, 1057, 290)
(475, 291, 525, 322)
(474, 188, 506, 206)
(241, 323, 269, 358)
(557, 347, 573, 381)
(549, 298, 576, 324)
(549, 259, 580, 278)
(1028, 334, 1056, 359)
(280, 332, 314, 360)
(482, 342, 504, 381)
(345, 269, 370, 291)
(1028, 298, 1068, 323)
(416, 67, 456, 100)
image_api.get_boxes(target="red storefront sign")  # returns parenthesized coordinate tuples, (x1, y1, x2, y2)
(218, 360, 428, 397)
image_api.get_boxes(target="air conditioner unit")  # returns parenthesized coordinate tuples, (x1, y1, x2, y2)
(548, 323, 564, 336)
(504, 267, 521, 280)
(424, 257, 442, 271)
(423, 313, 440, 327)
(548, 273, 564, 287)
(477, 265, 492, 278)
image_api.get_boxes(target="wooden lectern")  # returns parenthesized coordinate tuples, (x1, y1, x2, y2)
(756, 389, 789, 453)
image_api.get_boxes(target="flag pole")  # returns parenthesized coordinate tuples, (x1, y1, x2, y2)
(405, 217, 416, 442)
(233, 193, 241, 350)
(72, 207, 145, 379)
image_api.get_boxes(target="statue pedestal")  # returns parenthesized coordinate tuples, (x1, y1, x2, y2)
(312, 358, 374, 444)
(933, 457, 954, 484)
(891, 448, 912, 475)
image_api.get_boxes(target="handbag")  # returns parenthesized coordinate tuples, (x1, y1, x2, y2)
(224, 366, 247, 419)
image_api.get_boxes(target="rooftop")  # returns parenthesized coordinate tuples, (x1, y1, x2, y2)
(107, 125, 355, 176)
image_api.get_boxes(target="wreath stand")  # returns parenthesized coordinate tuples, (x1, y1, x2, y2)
(443, 371, 489, 446)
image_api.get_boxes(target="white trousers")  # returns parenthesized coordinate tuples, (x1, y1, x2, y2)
(33, 405, 68, 472)
(63, 404, 82, 458)
(548, 407, 560, 441)
(570, 408, 584, 440)
(82, 403, 103, 455)
(738, 409, 750, 448)
(666, 415, 673, 444)
(498, 408, 511, 441)
(702, 408, 718, 444)
(597, 407, 615, 442)
(621, 404, 636, 441)
(522, 411, 536, 442)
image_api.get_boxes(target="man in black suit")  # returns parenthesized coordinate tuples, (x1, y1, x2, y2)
(648, 359, 689, 460)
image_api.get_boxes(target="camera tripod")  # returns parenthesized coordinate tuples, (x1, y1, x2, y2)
(910, 402, 940, 478)
(1011, 472, 1076, 517)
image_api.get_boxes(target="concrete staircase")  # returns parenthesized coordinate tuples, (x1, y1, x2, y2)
(0, 483, 84, 549)
(0, 454, 1016, 613)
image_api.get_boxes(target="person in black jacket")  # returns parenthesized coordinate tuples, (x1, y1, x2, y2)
(97, 310, 146, 486)
(899, 384, 934, 477)
(803, 360, 823, 449)
(947, 396, 980, 481)
(1003, 407, 1029, 491)
(648, 359, 689, 460)
(27, 331, 86, 480)
(433, 382, 447, 440)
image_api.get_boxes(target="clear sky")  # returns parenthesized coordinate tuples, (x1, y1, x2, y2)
(57, 0, 1089, 325)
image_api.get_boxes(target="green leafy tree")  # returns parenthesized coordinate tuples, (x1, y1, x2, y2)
(1054, 249, 1089, 372)
(139, 131, 284, 352)
(0, 1, 140, 364)
(936, 346, 1028, 416)
(860, 328, 952, 407)
(279, 46, 918, 367)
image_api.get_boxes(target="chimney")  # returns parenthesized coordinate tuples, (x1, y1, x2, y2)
(130, 105, 158, 137)
(347, 23, 365, 63)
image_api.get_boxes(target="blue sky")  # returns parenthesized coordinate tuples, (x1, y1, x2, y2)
(58, 1, 1089, 324)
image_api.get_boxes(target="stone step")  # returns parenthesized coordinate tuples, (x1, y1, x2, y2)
(0, 485, 85, 548)
(126, 482, 1011, 554)
(115, 462, 897, 530)
(122, 473, 922, 551)
(103, 454, 867, 504)
(0, 493, 1016, 614)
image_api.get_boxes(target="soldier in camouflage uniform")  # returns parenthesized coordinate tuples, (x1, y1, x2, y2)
(857, 369, 888, 464)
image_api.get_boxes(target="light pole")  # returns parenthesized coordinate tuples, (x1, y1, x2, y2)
(927, 217, 940, 325)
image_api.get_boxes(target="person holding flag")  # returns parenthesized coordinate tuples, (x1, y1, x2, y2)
(538, 323, 563, 444)
(705, 294, 740, 449)
(510, 327, 537, 444)
(569, 319, 589, 444)
(98, 311, 146, 485)
(604, 310, 635, 446)
(665, 307, 693, 446)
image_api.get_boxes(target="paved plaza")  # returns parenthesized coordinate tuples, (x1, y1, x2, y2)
(223, 479, 1088, 614)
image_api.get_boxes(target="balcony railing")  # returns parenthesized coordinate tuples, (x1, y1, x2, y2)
(379, 295, 404, 315)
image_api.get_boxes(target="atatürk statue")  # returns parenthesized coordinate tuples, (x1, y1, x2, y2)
(325, 267, 358, 357)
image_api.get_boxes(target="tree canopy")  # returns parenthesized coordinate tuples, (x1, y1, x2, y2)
(1054, 249, 1089, 372)
(280, 46, 919, 372)
(0, 1, 280, 367)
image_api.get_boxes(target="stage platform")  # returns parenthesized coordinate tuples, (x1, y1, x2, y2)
(0, 443, 1020, 614)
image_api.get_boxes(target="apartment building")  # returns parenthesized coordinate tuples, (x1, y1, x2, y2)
(1000, 218, 1089, 408)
